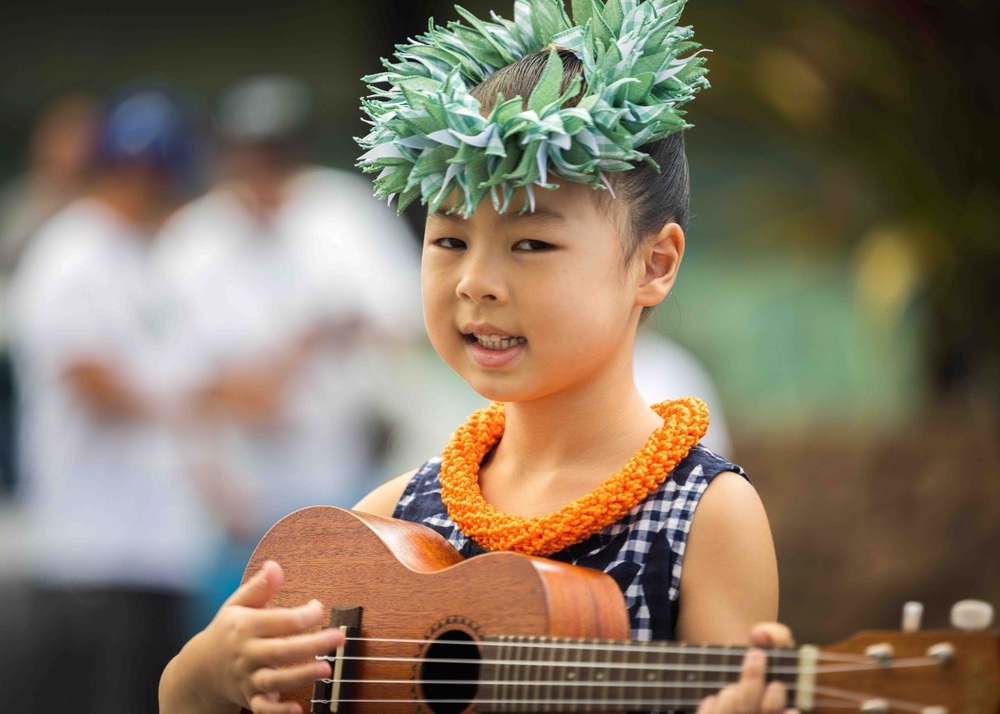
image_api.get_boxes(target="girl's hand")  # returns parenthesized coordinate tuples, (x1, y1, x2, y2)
(161, 561, 344, 714)
(696, 623, 798, 714)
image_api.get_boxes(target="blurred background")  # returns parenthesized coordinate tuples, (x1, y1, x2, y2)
(0, 0, 997, 710)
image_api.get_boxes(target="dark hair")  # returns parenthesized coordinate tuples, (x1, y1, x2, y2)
(471, 49, 691, 264)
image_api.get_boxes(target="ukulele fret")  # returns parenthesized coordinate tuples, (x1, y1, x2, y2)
(544, 635, 557, 713)
(673, 641, 688, 704)
(697, 645, 709, 701)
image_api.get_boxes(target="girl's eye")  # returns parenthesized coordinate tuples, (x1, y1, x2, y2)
(514, 239, 555, 252)
(432, 237, 467, 249)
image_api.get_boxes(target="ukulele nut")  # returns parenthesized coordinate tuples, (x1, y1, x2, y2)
(864, 643, 895, 664)
(927, 642, 955, 666)
(861, 698, 890, 714)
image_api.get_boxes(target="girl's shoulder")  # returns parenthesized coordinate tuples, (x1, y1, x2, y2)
(352, 468, 419, 518)
(668, 443, 749, 488)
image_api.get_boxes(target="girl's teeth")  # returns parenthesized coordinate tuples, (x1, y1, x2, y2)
(473, 334, 526, 350)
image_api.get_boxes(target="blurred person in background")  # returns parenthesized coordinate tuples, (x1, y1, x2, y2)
(0, 95, 99, 498)
(153, 73, 422, 616)
(634, 326, 733, 456)
(5, 86, 220, 714)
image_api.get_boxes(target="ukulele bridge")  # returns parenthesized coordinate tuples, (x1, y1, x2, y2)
(312, 605, 362, 714)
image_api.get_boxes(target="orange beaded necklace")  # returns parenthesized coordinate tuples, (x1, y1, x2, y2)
(438, 397, 710, 556)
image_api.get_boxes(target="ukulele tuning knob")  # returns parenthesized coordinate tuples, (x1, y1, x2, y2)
(921, 707, 948, 714)
(861, 698, 889, 714)
(950, 600, 994, 631)
(927, 642, 955, 666)
(902, 601, 923, 632)
(864, 643, 894, 664)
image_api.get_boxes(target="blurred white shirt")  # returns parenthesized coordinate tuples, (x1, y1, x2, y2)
(9, 198, 218, 590)
(634, 328, 733, 457)
(153, 167, 422, 526)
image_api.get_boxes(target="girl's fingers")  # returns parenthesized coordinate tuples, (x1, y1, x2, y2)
(705, 651, 790, 714)
(696, 694, 718, 714)
(761, 680, 788, 714)
(735, 649, 766, 714)
(226, 561, 284, 609)
(251, 660, 331, 697)
(750, 622, 795, 649)
(246, 599, 326, 638)
(246, 628, 344, 668)
(249, 691, 301, 714)
(716, 684, 739, 714)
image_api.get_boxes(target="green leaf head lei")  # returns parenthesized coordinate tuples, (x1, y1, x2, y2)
(356, 0, 710, 218)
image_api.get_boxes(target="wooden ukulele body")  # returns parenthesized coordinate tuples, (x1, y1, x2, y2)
(241, 506, 630, 714)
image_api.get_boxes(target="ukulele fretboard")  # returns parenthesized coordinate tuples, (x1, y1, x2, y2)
(477, 636, 800, 712)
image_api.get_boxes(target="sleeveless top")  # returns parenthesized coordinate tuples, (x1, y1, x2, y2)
(393, 444, 748, 642)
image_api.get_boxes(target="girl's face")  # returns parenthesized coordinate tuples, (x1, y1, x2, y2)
(422, 182, 646, 405)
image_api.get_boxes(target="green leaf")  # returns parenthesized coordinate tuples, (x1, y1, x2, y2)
(602, 0, 624, 34)
(465, 152, 491, 209)
(557, 74, 584, 106)
(410, 144, 457, 180)
(531, 0, 572, 44)
(590, 0, 614, 46)
(571, 0, 593, 27)
(449, 142, 478, 166)
(484, 148, 523, 186)
(528, 48, 565, 113)
(448, 25, 506, 69)
(642, 24, 674, 55)
(396, 185, 423, 214)
(562, 143, 595, 166)
(375, 166, 412, 196)
(397, 76, 440, 94)
(495, 96, 526, 124)
(510, 140, 541, 181)
(625, 71, 655, 103)
(400, 114, 440, 136)
(454, 6, 511, 57)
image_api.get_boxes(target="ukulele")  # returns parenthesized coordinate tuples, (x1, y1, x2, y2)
(239, 506, 999, 714)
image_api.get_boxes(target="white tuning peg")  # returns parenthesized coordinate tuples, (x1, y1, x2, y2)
(950, 600, 994, 631)
(902, 601, 923, 632)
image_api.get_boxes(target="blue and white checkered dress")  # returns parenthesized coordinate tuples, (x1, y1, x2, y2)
(393, 444, 748, 642)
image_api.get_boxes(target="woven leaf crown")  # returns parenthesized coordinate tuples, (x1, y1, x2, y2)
(356, 0, 710, 218)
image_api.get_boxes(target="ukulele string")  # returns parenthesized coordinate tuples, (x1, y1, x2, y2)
(310, 680, 926, 714)
(313, 676, 925, 697)
(342, 636, 859, 663)
(308, 697, 750, 707)
(320, 652, 943, 675)
(310, 674, 937, 709)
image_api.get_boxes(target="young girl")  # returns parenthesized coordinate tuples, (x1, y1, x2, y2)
(161, 1, 794, 712)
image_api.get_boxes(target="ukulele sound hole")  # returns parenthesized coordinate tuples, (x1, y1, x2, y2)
(420, 629, 481, 714)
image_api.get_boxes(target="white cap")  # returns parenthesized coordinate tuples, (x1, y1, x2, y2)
(950, 600, 994, 631)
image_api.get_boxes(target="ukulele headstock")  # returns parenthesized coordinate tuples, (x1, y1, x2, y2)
(811, 601, 999, 714)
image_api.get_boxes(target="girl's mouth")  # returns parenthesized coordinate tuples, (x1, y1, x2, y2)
(467, 333, 528, 351)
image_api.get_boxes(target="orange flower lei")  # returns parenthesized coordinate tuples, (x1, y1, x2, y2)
(438, 397, 710, 556)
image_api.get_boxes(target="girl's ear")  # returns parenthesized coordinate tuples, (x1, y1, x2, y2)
(636, 222, 685, 307)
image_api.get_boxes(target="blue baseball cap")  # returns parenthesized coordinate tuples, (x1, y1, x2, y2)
(98, 87, 198, 176)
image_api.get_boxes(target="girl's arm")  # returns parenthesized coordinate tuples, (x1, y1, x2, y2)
(677, 470, 790, 714)
(351, 469, 417, 517)
(677, 471, 780, 643)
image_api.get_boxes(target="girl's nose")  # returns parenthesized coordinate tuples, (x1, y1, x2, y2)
(455, 255, 506, 303)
